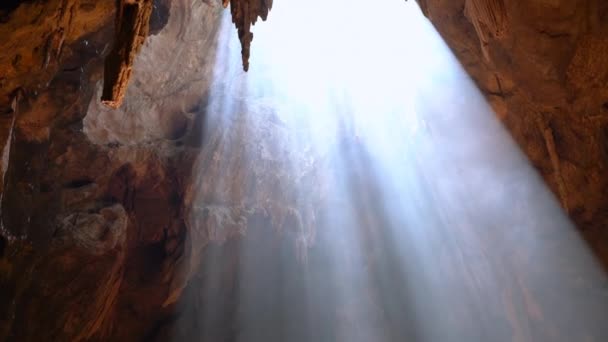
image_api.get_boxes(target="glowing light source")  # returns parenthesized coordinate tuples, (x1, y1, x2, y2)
(181, 0, 608, 340)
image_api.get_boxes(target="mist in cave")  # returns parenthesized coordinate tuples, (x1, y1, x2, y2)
(173, 0, 608, 341)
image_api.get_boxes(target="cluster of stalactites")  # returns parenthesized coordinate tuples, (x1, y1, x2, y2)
(101, 0, 273, 109)
(222, 0, 273, 71)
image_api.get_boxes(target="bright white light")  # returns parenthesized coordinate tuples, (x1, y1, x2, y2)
(186, 1, 608, 341)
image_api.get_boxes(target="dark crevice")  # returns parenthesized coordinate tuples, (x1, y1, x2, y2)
(149, 0, 171, 36)
(0, 0, 32, 16)
(63, 178, 94, 189)
(39, 183, 52, 193)
(537, 29, 571, 39)
(0, 235, 6, 257)
(62, 66, 81, 73)
(0, 0, 24, 11)
(141, 313, 181, 342)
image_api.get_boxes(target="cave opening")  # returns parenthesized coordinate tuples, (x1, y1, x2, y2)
(170, 0, 608, 341)
(2, 0, 608, 341)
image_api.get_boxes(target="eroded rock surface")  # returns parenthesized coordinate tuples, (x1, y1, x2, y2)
(1, 0, 608, 340)
(419, 0, 608, 254)
(0, 1, 306, 340)
(86, 0, 223, 145)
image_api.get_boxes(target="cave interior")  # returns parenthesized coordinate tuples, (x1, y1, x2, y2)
(1, 0, 608, 341)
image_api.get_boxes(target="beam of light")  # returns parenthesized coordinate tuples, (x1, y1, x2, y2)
(182, 0, 608, 341)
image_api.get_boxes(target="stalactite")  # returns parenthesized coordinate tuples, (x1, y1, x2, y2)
(100, 0, 272, 109)
(101, 0, 154, 109)
(223, 0, 273, 71)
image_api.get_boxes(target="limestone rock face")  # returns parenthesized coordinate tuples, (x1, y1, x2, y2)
(0, 1, 215, 339)
(98, 0, 271, 108)
(419, 0, 608, 251)
(0, 0, 115, 198)
(85, 0, 223, 145)
(1, 0, 608, 340)
(0, 0, 114, 108)
(0, 1, 306, 340)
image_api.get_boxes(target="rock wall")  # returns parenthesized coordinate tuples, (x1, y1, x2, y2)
(0, 1, 310, 340)
(0, 1, 222, 339)
(418, 0, 608, 256)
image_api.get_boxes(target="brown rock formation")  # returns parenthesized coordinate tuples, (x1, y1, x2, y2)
(101, 0, 154, 109)
(99, 0, 272, 108)
(419, 0, 608, 252)
(223, 0, 273, 71)
(0, 1, 197, 339)
(0, 1, 287, 339)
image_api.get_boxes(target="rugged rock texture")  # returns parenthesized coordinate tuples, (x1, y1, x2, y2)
(419, 0, 608, 257)
(0, 0, 114, 107)
(0, 1, 217, 339)
(0, 1, 301, 340)
(99, 0, 271, 108)
(1, 0, 608, 340)
(101, 0, 155, 109)
(0, 0, 114, 199)
(86, 0, 222, 145)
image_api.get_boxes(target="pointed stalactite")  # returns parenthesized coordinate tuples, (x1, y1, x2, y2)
(101, 0, 154, 109)
(223, 0, 273, 71)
